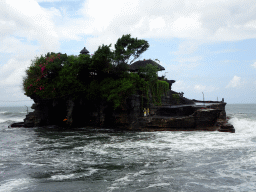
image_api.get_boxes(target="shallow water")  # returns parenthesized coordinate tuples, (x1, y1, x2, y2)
(0, 104, 256, 191)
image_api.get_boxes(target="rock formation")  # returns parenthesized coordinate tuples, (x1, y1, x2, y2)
(10, 88, 234, 133)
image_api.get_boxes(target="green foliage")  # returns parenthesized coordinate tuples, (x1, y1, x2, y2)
(113, 34, 149, 65)
(23, 52, 67, 99)
(86, 80, 101, 101)
(56, 54, 91, 98)
(84, 73, 142, 110)
(100, 77, 135, 109)
(137, 64, 168, 106)
(150, 80, 169, 105)
(23, 53, 91, 100)
(23, 34, 168, 110)
(91, 44, 113, 76)
(138, 64, 158, 82)
(76, 54, 93, 83)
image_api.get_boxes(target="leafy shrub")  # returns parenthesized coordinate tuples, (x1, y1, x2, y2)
(23, 52, 67, 99)
(137, 64, 169, 106)
(23, 34, 169, 110)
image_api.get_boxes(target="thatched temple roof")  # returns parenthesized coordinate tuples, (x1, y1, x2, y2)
(129, 59, 165, 72)
(80, 47, 90, 55)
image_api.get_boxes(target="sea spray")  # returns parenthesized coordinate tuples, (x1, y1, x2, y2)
(1, 105, 256, 191)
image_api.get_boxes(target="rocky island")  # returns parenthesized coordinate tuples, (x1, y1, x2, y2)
(10, 34, 234, 133)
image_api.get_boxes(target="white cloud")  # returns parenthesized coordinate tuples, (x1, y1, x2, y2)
(252, 62, 256, 68)
(226, 75, 241, 88)
(0, 0, 60, 52)
(1, 0, 256, 105)
(0, 0, 61, 97)
(194, 84, 206, 92)
(35, 0, 61, 2)
(19, 0, 256, 53)
(212, 49, 239, 54)
(172, 80, 188, 92)
(177, 56, 202, 63)
(71, 0, 256, 49)
(0, 58, 30, 86)
(0, 0, 62, 104)
(164, 59, 200, 74)
(172, 14, 203, 38)
(194, 84, 219, 92)
(172, 41, 201, 55)
(162, 55, 201, 72)
(0, 37, 39, 59)
(149, 17, 166, 31)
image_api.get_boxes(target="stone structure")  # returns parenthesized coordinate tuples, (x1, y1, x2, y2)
(10, 88, 234, 133)
(166, 80, 175, 90)
(129, 59, 165, 72)
(80, 47, 90, 55)
(9, 47, 234, 132)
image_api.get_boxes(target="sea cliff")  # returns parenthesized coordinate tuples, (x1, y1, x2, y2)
(11, 89, 234, 133)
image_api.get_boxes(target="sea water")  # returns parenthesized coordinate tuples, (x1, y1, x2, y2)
(0, 104, 256, 192)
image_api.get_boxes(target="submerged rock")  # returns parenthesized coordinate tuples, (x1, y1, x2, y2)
(8, 122, 25, 128)
(219, 123, 235, 133)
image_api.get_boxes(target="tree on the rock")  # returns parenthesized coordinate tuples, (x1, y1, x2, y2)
(113, 34, 149, 65)
(23, 34, 150, 103)
(90, 34, 149, 78)
(91, 44, 113, 77)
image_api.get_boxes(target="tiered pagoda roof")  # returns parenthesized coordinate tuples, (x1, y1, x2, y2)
(80, 47, 90, 55)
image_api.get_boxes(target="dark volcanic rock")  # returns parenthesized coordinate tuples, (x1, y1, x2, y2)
(219, 123, 235, 133)
(9, 122, 25, 128)
(145, 116, 196, 129)
(18, 85, 233, 132)
(194, 108, 221, 128)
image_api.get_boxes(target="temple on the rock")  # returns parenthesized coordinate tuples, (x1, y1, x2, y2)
(80, 47, 90, 55)
(129, 59, 165, 72)
(9, 47, 235, 133)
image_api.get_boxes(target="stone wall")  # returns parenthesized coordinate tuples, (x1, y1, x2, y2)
(205, 103, 226, 120)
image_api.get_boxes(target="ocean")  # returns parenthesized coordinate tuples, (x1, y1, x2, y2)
(0, 104, 256, 192)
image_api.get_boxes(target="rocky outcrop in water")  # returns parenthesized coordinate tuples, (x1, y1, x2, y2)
(10, 89, 233, 132)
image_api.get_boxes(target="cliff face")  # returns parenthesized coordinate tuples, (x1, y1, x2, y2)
(24, 93, 142, 129)
(22, 89, 228, 131)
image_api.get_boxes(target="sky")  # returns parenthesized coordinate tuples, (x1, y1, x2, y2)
(1, 0, 256, 106)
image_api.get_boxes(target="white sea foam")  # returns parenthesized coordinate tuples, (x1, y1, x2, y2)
(21, 162, 45, 167)
(108, 174, 132, 191)
(1, 105, 256, 191)
(101, 119, 256, 155)
(133, 170, 148, 176)
(229, 116, 256, 134)
(13, 118, 24, 122)
(108, 170, 155, 191)
(0, 118, 6, 123)
(0, 178, 35, 192)
(0, 117, 24, 123)
(146, 183, 170, 188)
(73, 146, 84, 150)
(79, 144, 109, 155)
(50, 168, 98, 181)
(85, 167, 98, 176)
(51, 173, 75, 180)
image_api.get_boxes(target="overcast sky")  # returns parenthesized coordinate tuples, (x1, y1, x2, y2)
(1, 0, 256, 106)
